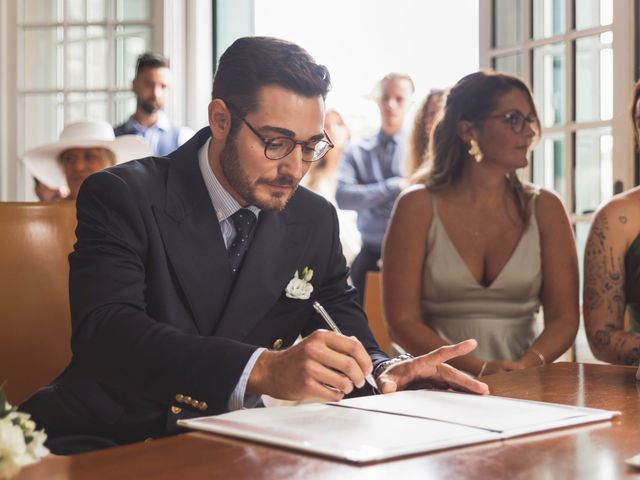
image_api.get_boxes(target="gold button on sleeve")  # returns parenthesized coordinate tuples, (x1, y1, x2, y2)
(171, 406, 182, 414)
(198, 402, 208, 411)
(272, 338, 284, 350)
(175, 394, 184, 403)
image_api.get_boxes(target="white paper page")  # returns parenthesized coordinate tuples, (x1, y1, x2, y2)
(335, 390, 618, 433)
(179, 402, 498, 463)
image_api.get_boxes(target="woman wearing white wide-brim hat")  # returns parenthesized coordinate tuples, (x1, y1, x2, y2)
(22, 120, 151, 200)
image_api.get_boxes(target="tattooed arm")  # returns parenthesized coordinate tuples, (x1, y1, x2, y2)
(584, 194, 640, 365)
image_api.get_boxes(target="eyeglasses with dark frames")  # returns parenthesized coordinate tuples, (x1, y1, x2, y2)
(481, 111, 539, 134)
(225, 102, 334, 162)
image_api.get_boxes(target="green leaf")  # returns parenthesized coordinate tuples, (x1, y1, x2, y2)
(0, 385, 7, 417)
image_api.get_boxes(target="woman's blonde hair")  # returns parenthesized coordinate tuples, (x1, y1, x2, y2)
(413, 70, 540, 223)
(407, 89, 445, 176)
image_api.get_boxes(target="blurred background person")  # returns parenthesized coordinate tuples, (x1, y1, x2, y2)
(336, 73, 414, 303)
(406, 89, 445, 176)
(23, 120, 151, 201)
(583, 79, 640, 365)
(114, 52, 193, 156)
(303, 109, 361, 263)
(383, 71, 579, 377)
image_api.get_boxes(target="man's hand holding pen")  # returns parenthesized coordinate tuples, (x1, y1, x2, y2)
(247, 329, 373, 402)
(247, 323, 489, 403)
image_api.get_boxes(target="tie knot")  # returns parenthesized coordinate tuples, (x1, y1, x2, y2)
(230, 208, 256, 237)
(384, 138, 396, 155)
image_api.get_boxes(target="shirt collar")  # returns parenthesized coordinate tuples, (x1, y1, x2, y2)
(128, 110, 171, 132)
(377, 129, 404, 146)
(197, 137, 261, 222)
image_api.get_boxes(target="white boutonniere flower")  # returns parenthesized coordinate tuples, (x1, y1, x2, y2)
(285, 267, 314, 300)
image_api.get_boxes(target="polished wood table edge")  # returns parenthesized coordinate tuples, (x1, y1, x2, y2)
(14, 361, 640, 479)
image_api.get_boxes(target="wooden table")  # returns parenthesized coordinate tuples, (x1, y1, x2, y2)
(14, 362, 640, 479)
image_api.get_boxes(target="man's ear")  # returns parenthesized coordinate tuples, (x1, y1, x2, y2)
(457, 120, 475, 143)
(209, 99, 232, 140)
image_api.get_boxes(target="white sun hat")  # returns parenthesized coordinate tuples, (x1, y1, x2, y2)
(22, 120, 152, 190)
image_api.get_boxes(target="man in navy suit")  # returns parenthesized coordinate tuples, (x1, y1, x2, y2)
(22, 37, 488, 454)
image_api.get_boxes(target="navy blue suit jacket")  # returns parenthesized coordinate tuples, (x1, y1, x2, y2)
(23, 127, 387, 447)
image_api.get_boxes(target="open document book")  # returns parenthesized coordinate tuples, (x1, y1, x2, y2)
(178, 390, 619, 463)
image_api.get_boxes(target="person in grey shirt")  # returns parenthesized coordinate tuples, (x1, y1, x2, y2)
(336, 73, 414, 303)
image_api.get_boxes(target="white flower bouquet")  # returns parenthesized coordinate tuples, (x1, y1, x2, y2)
(0, 387, 49, 479)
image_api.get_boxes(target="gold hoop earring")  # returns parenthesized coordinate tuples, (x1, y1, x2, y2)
(468, 139, 483, 163)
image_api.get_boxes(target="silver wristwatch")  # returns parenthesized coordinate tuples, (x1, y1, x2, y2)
(373, 353, 415, 379)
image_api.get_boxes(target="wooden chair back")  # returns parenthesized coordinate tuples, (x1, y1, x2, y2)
(363, 271, 393, 355)
(0, 202, 76, 404)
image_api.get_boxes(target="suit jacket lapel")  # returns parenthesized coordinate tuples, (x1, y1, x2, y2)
(214, 209, 309, 340)
(154, 128, 233, 335)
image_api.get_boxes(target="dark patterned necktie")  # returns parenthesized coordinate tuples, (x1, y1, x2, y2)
(384, 138, 397, 175)
(228, 208, 257, 276)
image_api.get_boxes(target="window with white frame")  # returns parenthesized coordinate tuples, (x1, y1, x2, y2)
(480, 0, 636, 362)
(14, 0, 157, 198)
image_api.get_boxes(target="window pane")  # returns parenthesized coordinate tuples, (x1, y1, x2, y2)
(115, 26, 151, 88)
(114, 91, 136, 125)
(533, 43, 565, 127)
(22, 27, 62, 90)
(22, 0, 61, 23)
(493, 53, 524, 78)
(576, 0, 613, 30)
(22, 93, 64, 152)
(66, 0, 107, 22)
(575, 128, 613, 214)
(533, 134, 566, 202)
(66, 0, 86, 22)
(116, 0, 150, 21)
(66, 92, 109, 123)
(67, 26, 108, 89)
(576, 33, 613, 122)
(533, 0, 565, 39)
(494, 0, 523, 47)
(87, 0, 107, 22)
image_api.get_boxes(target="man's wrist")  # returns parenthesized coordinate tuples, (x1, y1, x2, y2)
(373, 353, 415, 379)
(246, 349, 273, 395)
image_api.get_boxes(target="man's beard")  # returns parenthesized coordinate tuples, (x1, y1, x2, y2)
(219, 137, 298, 212)
(139, 98, 160, 115)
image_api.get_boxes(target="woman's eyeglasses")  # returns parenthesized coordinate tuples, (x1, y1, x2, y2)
(481, 111, 539, 134)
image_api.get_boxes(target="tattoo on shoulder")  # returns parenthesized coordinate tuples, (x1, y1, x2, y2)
(584, 211, 625, 319)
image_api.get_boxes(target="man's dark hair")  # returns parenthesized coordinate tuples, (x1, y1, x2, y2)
(135, 52, 170, 78)
(211, 36, 331, 136)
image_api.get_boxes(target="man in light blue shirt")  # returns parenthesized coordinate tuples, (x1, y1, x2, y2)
(114, 52, 193, 156)
(336, 73, 414, 303)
